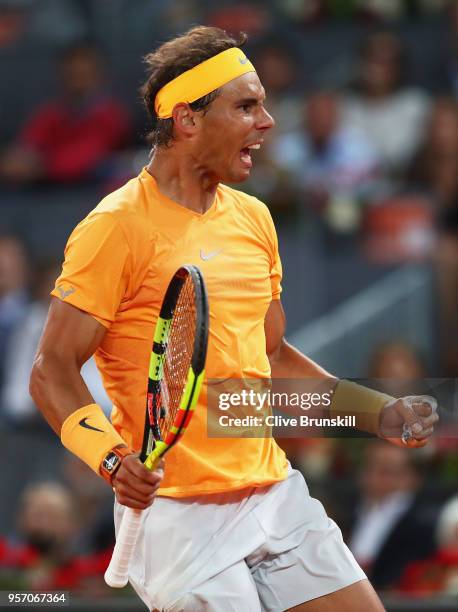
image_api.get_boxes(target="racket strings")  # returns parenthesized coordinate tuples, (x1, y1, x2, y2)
(160, 277, 197, 440)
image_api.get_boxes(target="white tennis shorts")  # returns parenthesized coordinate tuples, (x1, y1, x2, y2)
(114, 465, 365, 611)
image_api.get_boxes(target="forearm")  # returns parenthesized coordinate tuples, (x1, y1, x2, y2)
(265, 310, 436, 444)
(269, 339, 335, 380)
(268, 340, 390, 433)
(30, 351, 94, 434)
(30, 350, 130, 481)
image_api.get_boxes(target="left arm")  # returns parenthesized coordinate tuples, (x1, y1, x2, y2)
(264, 299, 438, 446)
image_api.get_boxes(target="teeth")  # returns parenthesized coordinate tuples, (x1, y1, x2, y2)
(247, 144, 260, 149)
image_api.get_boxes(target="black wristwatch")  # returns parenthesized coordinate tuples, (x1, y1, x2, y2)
(99, 445, 133, 485)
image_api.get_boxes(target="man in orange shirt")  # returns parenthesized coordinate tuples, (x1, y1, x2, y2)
(30, 27, 438, 611)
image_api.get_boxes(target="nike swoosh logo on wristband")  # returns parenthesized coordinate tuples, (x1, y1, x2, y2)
(200, 249, 223, 261)
(79, 418, 105, 433)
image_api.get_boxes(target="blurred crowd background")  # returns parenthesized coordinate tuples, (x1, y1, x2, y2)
(0, 0, 457, 609)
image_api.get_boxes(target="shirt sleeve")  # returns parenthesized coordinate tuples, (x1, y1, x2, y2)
(270, 227, 282, 300)
(51, 212, 131, 327)
(250, 196, 283, 301)
(262, 204, 282, 300)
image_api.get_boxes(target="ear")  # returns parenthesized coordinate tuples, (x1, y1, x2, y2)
(172, 103, 198, 137)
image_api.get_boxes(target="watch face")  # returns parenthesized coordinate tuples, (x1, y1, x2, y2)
(103, 452, 120, 473)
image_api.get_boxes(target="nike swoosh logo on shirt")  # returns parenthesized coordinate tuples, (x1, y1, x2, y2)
(200, 249, 223, 261)
(79, 418, 105, 433)
(239, 57, 249, 65)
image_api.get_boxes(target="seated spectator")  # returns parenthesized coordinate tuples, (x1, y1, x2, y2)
(345, 440, 439, 591)
(0, 233, 28, 397)
(270, 89, 381, 231)
(342, 31, 430, 175)
(408, 97, 458, 374)
(0, 42, 132, 185)
(0, 481, 109, 593)
(408, 97, 458, 213)
(399, 494, 458, 596)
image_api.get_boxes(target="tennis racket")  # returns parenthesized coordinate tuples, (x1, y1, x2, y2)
(104, 265, 209, 588)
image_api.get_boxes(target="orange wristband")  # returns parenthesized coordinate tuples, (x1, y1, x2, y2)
(60, 403, 128, 476)
(331, 380, 394, 434)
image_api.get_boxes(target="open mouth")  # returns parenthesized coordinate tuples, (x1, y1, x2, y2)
(240, 143, 261, 168)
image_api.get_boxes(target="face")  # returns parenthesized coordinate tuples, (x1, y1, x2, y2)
(255, 47, 295, 93)
(360, 443, 418, 502)
(191, 72, 274, 183)
(19, 486, 75, 553)
(306, 93, 339, 145)
(61, 50, 101, 98)
(361, 36, 401, 96)
(371, 344, 424, 379)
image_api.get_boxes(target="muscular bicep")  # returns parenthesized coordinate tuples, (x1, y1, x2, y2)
(37, 297, 107, 366)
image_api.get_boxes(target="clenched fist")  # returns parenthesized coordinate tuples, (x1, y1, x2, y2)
(380, 395, 438, 448)
(112, 453, 164, 509)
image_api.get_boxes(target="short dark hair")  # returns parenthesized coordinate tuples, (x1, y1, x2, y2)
(141, 26, 247, 148)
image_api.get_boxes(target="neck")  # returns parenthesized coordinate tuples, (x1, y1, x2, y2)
(147, 146, 219, 214)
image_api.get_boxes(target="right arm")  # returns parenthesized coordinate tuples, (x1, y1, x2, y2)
(30, 298, 163, 509)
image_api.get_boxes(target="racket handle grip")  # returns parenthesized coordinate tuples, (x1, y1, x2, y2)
(104, 507, 143, 588)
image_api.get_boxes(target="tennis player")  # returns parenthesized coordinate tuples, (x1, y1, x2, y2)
(30, 26, 438, 611)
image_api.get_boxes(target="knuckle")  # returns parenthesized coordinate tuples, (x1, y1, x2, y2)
(146, 467, 158, 479)
(398, 404, 415, 420)
(123, 455, 136, 468)
(142, 461, 155, 473)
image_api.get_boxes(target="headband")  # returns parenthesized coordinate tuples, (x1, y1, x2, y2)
(154, 47, 256, 119)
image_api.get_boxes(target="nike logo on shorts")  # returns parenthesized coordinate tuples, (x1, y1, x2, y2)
(200, 249, 222, 261)
(79, 418, 104, 433)
(239, 57, 249, 65)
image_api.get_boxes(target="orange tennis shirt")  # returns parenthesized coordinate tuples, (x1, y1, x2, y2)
(51, 168, 288, 496)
